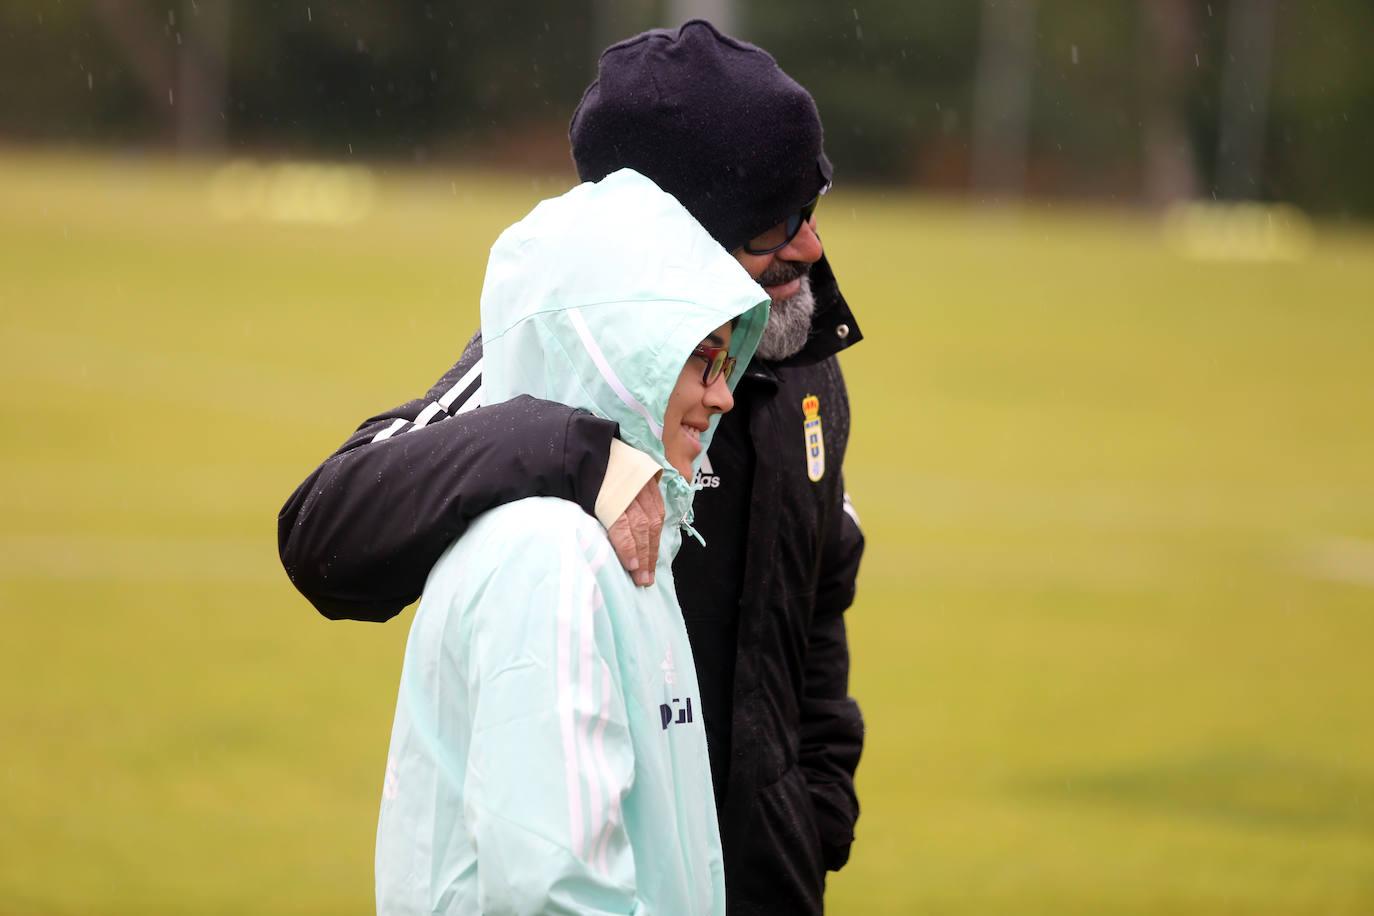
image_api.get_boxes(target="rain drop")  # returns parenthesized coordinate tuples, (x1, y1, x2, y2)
(1071, 44, 1079, 65)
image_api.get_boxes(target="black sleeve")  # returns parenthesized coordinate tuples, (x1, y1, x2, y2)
(798, 482, 865, 872)
(277, 332, 618, 622)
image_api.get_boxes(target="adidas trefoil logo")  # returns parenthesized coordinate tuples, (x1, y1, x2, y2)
(692, 451, 721, 489)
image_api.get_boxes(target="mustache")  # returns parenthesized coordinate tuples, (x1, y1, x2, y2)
(757, 260, 811, 287)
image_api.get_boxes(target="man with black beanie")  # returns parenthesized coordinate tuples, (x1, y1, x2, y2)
(278, 20, 865, 915)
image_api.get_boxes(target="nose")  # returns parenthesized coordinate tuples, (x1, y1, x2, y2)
(703, 373, 735, 414)
(775, 216, 823, 264)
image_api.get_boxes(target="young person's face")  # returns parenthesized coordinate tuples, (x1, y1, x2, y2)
(663, 321, 736, 481)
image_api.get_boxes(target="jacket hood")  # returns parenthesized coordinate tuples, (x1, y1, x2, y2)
(480, 168, 770, 480)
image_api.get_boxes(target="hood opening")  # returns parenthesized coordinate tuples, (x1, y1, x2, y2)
(479, 169, 770, 477)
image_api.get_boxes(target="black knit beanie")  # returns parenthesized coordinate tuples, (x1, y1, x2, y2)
(570, 19, 833, 254)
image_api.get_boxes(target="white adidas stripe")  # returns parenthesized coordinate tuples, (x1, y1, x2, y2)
(556, 536, 585, 859)
(575, 572, 601, 864)
(371, 359, 484, 442)
(372, 418, 408, 442)
(454, 385, 482, 415)
(410, 401, 445, 429)
(568, 310, 662, 438)
(437, 359, 483, 410)
(843, 491, 861, 527)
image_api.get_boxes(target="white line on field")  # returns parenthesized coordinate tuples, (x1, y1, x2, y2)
(1298, 536, 1374, 589)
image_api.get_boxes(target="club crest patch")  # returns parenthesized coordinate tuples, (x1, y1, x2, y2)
(802, 394, 825, 482)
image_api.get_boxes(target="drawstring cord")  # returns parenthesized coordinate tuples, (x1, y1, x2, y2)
(681, 510, 707, 547)
(667, 474, 707, 547)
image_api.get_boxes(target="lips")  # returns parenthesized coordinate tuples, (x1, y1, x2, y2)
(758, 262, 808, 304)
(764, 277, 801, 301)
(681, 422, 705, 452)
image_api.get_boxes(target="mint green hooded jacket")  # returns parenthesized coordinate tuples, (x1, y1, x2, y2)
(375, 169, 770, 915)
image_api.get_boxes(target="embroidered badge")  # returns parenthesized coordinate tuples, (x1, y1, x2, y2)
(802, 394, 825, 482)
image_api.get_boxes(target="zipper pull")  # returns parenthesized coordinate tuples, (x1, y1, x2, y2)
(680, 520, 707, 547)
(680, 504, 707, 547)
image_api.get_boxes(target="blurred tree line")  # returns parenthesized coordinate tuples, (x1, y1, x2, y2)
(2, 0, 1371, 218)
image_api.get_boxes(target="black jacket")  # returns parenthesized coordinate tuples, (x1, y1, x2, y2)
(279, 254, 865, 915)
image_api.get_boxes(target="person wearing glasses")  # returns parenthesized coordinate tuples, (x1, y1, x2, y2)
(376, 168, 768, 914)
(281, 20, 864, 915)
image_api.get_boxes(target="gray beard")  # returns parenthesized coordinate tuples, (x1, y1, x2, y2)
(755, 274, 816, 361)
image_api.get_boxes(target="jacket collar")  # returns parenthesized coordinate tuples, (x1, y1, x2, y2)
(765, 252, 862, 371)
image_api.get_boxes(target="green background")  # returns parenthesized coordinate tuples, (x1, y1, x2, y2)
(6, 1, 1374, 217)
(2, 151, 1372, 913)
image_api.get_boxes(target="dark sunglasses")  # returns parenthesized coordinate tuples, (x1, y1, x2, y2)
(742, 185, 828, 256)
(690, 343, 737, 386)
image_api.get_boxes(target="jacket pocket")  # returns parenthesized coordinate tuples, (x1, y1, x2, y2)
(734, 764, 825, 915)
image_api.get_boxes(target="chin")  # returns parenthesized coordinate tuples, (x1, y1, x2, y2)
(665, 449, 690, 481)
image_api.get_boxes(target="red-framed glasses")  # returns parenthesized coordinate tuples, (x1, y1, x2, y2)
(690, 343, 737, 386)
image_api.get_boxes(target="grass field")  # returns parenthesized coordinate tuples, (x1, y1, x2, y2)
(2, 149, 1373, 914)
